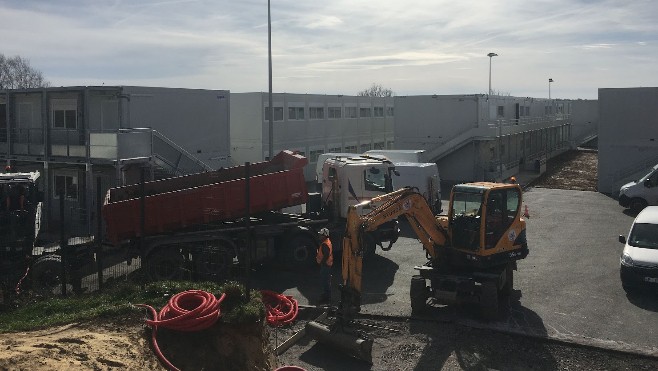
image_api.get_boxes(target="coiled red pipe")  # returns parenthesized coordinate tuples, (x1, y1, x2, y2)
(261, 290, 298, 326)
(137, 290, 226, 371)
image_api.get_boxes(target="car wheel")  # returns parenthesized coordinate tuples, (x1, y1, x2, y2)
(630, 198, 648, 213)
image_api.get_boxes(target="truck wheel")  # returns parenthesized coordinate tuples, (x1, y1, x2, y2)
(410, 275, 428, 313)
(630, 198, 648, 213)
(194, 243, 234, 282)
(480, 281, 499, 321)
(144, 246, 185, 282)
(30, 254, 65, 296)
(282, 234, 316, 269)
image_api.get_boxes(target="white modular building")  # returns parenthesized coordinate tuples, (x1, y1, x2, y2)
(393, 94, 584, 185)
(0, 86, 231, 235)
(598, 87, 658, 194)
(230, 93, 394, 180)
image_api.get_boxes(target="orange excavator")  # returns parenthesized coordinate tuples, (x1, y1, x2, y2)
(306, 183, 529, 363)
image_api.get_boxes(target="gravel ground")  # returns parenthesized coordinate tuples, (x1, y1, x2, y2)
(271, 309, 658, 371)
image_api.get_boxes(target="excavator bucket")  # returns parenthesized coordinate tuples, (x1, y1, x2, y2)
(305, 317, 373, 364)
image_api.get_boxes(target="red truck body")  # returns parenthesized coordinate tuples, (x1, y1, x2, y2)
(102, 150, 309, 244)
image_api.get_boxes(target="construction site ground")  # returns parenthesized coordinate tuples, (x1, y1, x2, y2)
(2, 149, 658, 371)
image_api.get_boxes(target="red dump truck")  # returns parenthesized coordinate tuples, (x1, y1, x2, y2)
(0, 151, 400, 297)
(102, 150, 400, 282)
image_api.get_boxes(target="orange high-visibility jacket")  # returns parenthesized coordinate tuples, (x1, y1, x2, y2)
(316, 238, 333, 267)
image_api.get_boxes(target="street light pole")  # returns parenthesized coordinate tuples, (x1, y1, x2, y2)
(548, 78, 554, 100)
(487, 52, 497, 96)
(487, 52, 500, 180)
(267, 0, 274, 161)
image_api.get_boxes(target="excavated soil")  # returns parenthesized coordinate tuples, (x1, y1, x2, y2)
(0, 312, 276, 371)
(530, 150, 598, 191)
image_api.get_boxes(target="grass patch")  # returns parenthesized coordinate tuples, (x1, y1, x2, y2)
(0, 280, 265, 333)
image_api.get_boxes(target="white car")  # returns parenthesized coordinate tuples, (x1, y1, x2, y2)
(619, 206, 658, 291)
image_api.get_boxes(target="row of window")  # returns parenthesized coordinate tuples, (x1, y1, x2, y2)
(304, 141, 388, 163)
(10, 100, 79, 130)
(265, 106, 394, 121)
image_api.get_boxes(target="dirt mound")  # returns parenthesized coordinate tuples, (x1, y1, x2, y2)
(531, 150, 598, 191)
(0, 313, 276, 371)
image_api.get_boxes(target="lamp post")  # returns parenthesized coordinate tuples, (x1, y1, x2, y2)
(487, 52, 501, 180)
(487, 52, 498, 96)
(267, 0, 274, 161)
(548, 78, 554, 100)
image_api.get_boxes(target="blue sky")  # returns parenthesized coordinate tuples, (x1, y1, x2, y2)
(2, 0, 657, 99)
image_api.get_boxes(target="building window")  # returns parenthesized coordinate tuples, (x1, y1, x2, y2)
(344, 145, 357, 153)
(373, 142, 385, 150)
(497, 106, 504, 118)
(328, 147, 341, 153)
(359, 107, 371, 118)
(309, 107, 325, 119)
(54, 174, 78, 200)
(345, 107, 357, 119)
(524, 106, 530, 116)
(52, 99, 77, 129)
(264, 107, 284, 121)
(328, 107, 342, 119)
(288, 107, 305, 120)
(360, 143, 371, 152)
(374, 107, 384, 117)
(386, 107, 395, 117)
(387, 141, 394, 149)
(310, 149, 324, 163)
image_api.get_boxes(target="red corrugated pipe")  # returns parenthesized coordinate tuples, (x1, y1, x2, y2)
(261, 290, 298, 326)
(137, 290, 226, 371)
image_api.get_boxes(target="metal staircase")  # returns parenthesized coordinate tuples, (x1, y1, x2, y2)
(149, 130, 212, 179)
(423, 127, 495, 163)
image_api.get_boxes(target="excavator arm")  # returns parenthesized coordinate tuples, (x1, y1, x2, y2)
(339, 187, 448, 319)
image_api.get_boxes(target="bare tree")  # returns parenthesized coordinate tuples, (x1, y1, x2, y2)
(0, 54, 50, 89)
(357, 83, 394, 97)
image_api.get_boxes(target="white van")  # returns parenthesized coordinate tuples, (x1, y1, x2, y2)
(618, 164, 658, 212)
(618, 205, 658, 291)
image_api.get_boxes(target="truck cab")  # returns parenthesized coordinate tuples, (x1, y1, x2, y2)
(321, 155, 397, 219)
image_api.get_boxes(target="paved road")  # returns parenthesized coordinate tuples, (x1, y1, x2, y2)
(255, 188, 658, 355)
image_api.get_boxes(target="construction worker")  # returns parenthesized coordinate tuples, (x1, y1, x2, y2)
(316, 228, 333, 303)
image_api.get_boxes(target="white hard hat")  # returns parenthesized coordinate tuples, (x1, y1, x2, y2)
(319, 228, 330, 237)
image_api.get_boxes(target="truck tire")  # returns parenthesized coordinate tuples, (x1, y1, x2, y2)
(281, 234, 317, 269)
(144, 246, 185, 282)
(410, 275, 428, 313)
(194, 242, 234, 282)
(30, 254, 66, 296)
(480, 281, 499, 321)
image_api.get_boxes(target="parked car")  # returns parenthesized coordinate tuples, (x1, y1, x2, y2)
(619, 206, 658, 291)
(618, 164, 658, 212)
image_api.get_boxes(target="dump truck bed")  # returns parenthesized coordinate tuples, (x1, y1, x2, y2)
(102, 150, 309, 244)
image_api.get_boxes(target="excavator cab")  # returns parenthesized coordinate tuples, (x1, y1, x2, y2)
(446, 182, 527, 266)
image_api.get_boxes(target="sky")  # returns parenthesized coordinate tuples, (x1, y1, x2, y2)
(2, 0, 657, 99)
